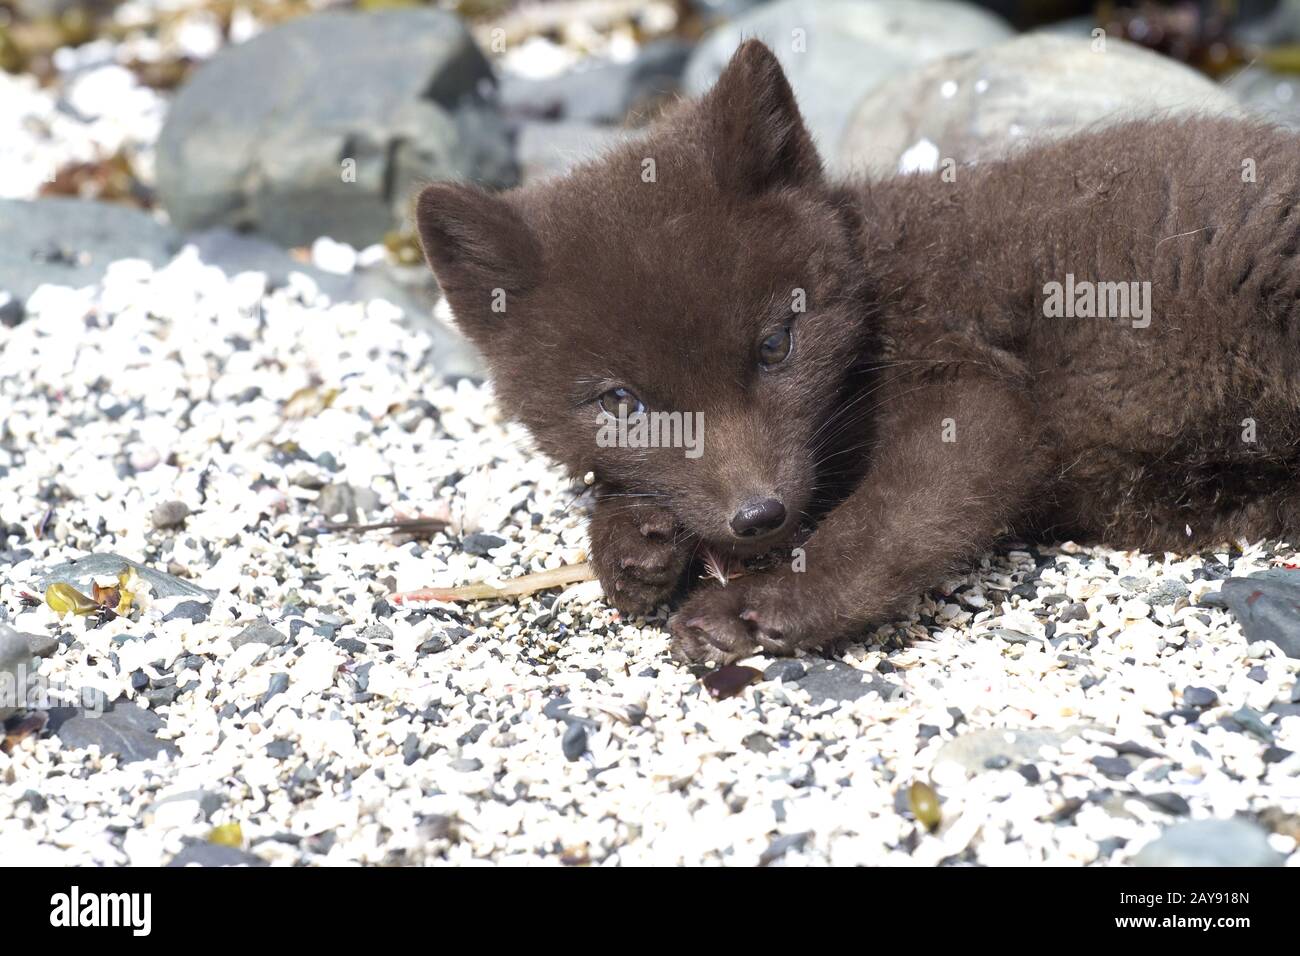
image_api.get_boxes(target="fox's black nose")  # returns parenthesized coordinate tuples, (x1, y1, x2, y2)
(729, 497, 787, 537)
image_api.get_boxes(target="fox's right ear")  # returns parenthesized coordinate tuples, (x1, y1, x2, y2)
(415, 182, 541, 319)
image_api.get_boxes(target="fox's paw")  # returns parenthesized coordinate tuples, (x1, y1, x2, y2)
(589, 500, 689, 617)
(669, 578, 803, 664)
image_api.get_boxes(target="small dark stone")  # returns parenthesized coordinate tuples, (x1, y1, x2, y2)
(130, 669, 149, 690)
(743, 732, 775, 754)
(371, 597, 393, 618)
(918, 723, 941, 741)
(151, 500, 190, 530)
(335, 637, 366, 654)
(1291, 678, 1300, 704)
(265, 739, 294, 759)
(1092, 756, 1134, 779)
(231, 621, 286, 649)
(402, 733, 421, 765)
(1183, 685, 1218, 708)
(259, 672, 289, 707)
(1248, 666, 1269, 683)
(163, 600, 211, 624)
(1263, 746, 1293, 764)
(18, 789, 47, 812)
(1017, 764, 1042, 784)
(462, 532, 507, 557)
(562, 722, 588, 761)
(1230, 706, 1274, 742)
(1141, 792, 1191, 816)
(759, 831, 809, 865)
(702, 664, 762, 700)
(983, 755, 1011, 770)
(1058, 603, 1089, 622)
(180, 655, 205, 671)
(449, 757, 483, 772)
(144, 686, 181, 708)
(315, 452, 339, 472)
(638, 666, 659, 678)
(1112, 740, 1161, 760)
(763, 659, 806, 683)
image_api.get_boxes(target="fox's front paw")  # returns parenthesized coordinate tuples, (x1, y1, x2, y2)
(669, 577, 806, 664)
(588, 498, 690, 616)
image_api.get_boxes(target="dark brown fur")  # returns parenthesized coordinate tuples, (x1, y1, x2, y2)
(416, 41, 1300, 663)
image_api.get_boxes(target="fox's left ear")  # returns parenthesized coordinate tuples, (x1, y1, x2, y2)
(703, 39, 822, 195)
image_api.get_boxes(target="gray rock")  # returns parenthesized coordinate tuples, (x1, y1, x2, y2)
(150, 500, 190, 530)
(501, 40, 691, 125)
(516, 120, 628, 184)
(562, 722, 588, 762)
(38, 553, 216, 601)
(685, 0, 1013, 159)
(167, 843, 268, 867)
(0, 199, 181, 303)
(1183, 685, 1218, 708)
(1131, 818, 1284, 867)
(162, 600, 211, 624)
(1058, 602, 1090, 622)
(839, 35, 1241, 177)
(259, 673, 290, 708)
(54, 702, 180, 764)
(1148, 579, 1191, 606)
(0, 626, 35, 720)
(231, 621, 287, 650)
(462, 532, 506, 557)
(156, 10, 518, 248)
(24, 632, 58, 659)
(1220, 569, 1300, 658)
(763, 659, 806, 683)
(791, 661, 900, 704)
(317, 483, 381, 522)
(936, 727, 1083, 776)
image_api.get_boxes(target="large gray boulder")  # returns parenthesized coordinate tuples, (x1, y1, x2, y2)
(839, 34, 1241, 177)
(156, 10, 518, 248)
(683, 0, 1013, 160)
(0, 198, 180, 304)
(1131, 818, 1284, 867)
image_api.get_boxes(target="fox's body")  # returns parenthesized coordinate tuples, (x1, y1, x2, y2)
(417, 41, 1300, 662)
(857, 116, 1300, 552)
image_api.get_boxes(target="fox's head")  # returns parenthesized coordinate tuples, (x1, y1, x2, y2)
(416, 41, 872, 556)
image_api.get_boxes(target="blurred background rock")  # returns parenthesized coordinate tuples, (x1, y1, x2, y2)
(3, 0, 1300, 376)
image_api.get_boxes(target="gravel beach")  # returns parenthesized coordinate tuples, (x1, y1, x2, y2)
(3, 249, 1300, 866)
(4, 0, 1300, 868)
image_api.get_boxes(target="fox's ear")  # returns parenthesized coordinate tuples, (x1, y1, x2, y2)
(415, 182, 541, 315)
(704, 39, 821, 195)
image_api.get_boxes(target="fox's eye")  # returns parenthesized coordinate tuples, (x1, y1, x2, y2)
(598, 387, 645, 417)
(758, 327, 793, 367)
